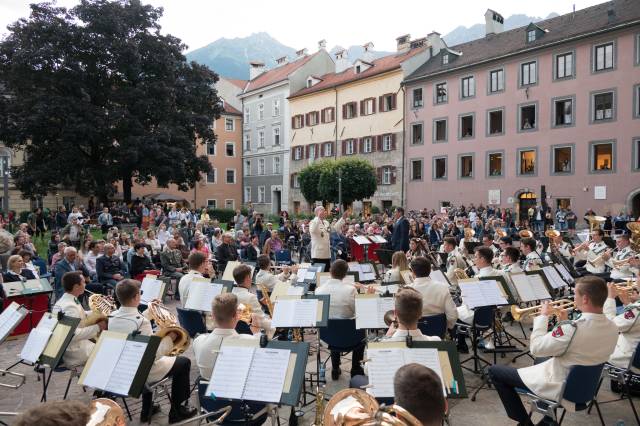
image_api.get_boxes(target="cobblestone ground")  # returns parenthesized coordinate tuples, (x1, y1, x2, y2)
(0, 296, 638, 425)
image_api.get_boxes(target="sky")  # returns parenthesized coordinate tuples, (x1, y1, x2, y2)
(0, 0, 609, 53)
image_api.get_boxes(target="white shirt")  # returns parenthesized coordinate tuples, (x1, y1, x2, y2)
(604, 298, 640, 371)
(585, 241, 608, 274)
(314, 278, 357, 319)
(157, 230, 171, 246)
(408, 277, 458, 329)
(178, 270, 204, 307)
(523, 251, 543, 271)
(255, 269, 294, 291)
(52, 293, 99, 367)
(607, 246, 636, 280)
(83, 251, 100, 275)
(387, 328, 441, 342)
(192, 328, 258, 379)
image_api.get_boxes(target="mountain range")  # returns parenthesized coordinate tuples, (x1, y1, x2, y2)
(186, 12, 558, 80)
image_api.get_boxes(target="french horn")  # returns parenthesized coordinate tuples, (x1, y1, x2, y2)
(148, 301, 190, 356)
(82, 292, 116, 327)
(323, 388, 422, 426)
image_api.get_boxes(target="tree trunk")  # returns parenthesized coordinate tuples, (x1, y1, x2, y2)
(122, 172, 132, 204)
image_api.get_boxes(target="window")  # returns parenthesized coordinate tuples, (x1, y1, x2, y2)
(344, 102, 357, 119)
(258, 159, 265, 175)
(591, 141, 614, 172)
(552, 146, 573, 174)
(459, 155, 473, 179)
(518, 149, 537, 175)
(381, 167, 392, 185)
(442, 54, 449, 65)
(459, 114, 474, 139)
(207, 199, 217, 208)
(243, 134, 251, 151)
(355, 65, 361, 74)
(435, 82, 447, 104)
(489, 69, 504, 93)
(527, 29, 536, 43)
(362, 98, 376, 115)
(207, 168, 216, 183)
(323, 142, 332, 157)
(382, 134, 392, 151)
(488, 109, 504, 135)
(244, 187, 251, 203)
(273, 127, 280, 145)
(294, 146, 303, 160)
(635, 84, 640, 118)
(244, 107, 250, 123)
(258, 103, 264, 120)
(226, 169, 236, 183)
(592, 91, 615, 122)
(555, 52, 574, 79)
(257, 186, 265, 203)
(433, 157, 447, 180)
(307, 111, 319, 126)
(363, 137, 373, 153)
(322, 107, 335, 123)
(553, 97, 574, 127)
(434, 119, 447, 142)
(207, 142, 216, 155)
(273, 157, 281, 174)
(413, 88, 423, 108)
(225, 199, 234, 210)
(594, 42, 614, 72)
(461, 76, 475, 99)
(258, 131, 265, 148)
(309, 144, 317, 159)
(488, 152, 503, 177)
(225, 142, 235, 157)
(293, 174, 301, 188)
(273, 99, 280, 117)
(411, 123, 423, 145)
(380, 93, 396, 112)
(634, 138, 640, 171)
(244, 160, 251, 176)
(293, 114, 304, 129)
(519, 103, 537, 131)
(225, 118, 234, 131)
(345, 139, 355, 155)
(410, 159, 422, 180)
(520, 61, 537, 86)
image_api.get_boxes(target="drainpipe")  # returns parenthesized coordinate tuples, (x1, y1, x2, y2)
(400, 86, 406, 208)
(334, 87, 338, 160)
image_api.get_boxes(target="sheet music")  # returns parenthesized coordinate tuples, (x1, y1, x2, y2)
(510, 273, 536, 302)
(478, 280, 509, 306)
(184, 282, 223, 312)
(0, 302, 25, 342)
(140, 277, 164, 304)
(554, 264, 574, 284)
(81, 336, 127, 390)
(19, 327, 52, 363)
(359, 263, 376, 281)
(42, 324, 71, 358)
(271, 299, 318, 327)
(459, 280, 507, 308)
(105, 340, 147, 395)
(242, 348, 290, 403)
(353, 236, 371, 245)
(406, 348, 446, 396)
(430, 269, 449, 285)
(527, 274, 552, 300)
(304, 270, 317, 281)
(287, 286, 304, 296)
(23, 279, 43, 291)
(366, 348, 405, 397)
(296, 269, 307, 283)
(38, 314, 58, 332)
(369, 235, 387, 244)
(355, 297, 394, 329)
(206, 346, 254, 399)
(2, 281, 24, 296)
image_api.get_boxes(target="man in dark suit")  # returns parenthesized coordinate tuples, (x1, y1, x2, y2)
(54, 246, 99, 298)
(391, 207, 410, 252)
(245, 235, 260, 261)
(96, 243, 125, 290)
(216, 232, 239, 276)
(429, 219, 444, 247)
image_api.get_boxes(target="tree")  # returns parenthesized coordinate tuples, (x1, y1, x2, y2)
(299, 158, 377, 207)
(0, 0, 221, 203)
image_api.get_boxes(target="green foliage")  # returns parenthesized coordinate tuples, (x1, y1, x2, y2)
(370, 206, 381, 214)
(0, 0, 222, 203)
(18, 211, 30, 224)
(206, 208, 243, 223)
(299, 158, 377, 205)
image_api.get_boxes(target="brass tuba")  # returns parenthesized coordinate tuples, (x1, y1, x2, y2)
(544, 229, 560, 238)
(519, 230, 534, 239)
(587, 215, 606, 232)
(323, 389, 422, 426)
(148, 301, 190, 356)
(82, 293, 116, 327)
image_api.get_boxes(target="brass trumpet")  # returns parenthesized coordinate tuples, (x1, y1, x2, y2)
(511, 299, 575, 321)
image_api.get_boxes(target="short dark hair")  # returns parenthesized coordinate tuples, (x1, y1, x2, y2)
(500, 236, 513, 245)
(62, 271, 83, 292)
(133, 242, 146, 251)
(594, 229, 604, 237)
(474, 246, 494, 264)
(188, 251, 207, 270)
(576, 276, 608, 308)
(257, 254, 271, 270)
(521, 237, 536, 251)
(115, 279, 140, 303)
(88, 241, 97, 251)
(504, 247, 521, 263)
(394, 364, 446, 426)
(410, 257, 431, 278)
(233, 264, 252, 285)
(395, 207, 405, 215)
(330, 259, 349, 280)
(14, 400, 90, 426)
(443, 236, 457, 247)
(395, 287, 423, 326)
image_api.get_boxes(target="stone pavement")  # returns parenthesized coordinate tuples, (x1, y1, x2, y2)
(0, 297, 638, 425)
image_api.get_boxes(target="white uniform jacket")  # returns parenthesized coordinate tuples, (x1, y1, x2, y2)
(518, 312, 617, 402)
(408, 277, 458, 329)
(255, 269, 295, 291)
(178, 270, 205, 308)
(108, 306, 175, 383)
(585, 241, 608, 274)
(607, 246, 637, 280)
(523, 252, 543, 271)
(192, 328, 259, 379)
(445, 248, 466, 286)
(309, 217, 344, 259)
(53, 293, 100, 367)
(314, 278, 357, 319)
(603, 298, 640, 371)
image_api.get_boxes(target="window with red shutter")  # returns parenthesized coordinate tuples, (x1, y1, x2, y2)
(342, 104, 347, 119)
(376, 135, 382, 151)
(391, 93, 397, 110)
(378, 96, 384, 112)
(376, 167, 382, 184)
(391, 166, 397, 184)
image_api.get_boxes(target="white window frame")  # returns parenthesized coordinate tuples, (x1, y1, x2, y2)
(243, 134, 251, 151)
(225, 118, 234, 132)
(346, 140, 355, 155)
(207, 168, 217, 184)
(225, 142, 235, 157)
(309, 144, 317, 159)
(382, 134, 392, 151)
(258, 131, 265, 148)
(324, 143, 332, 157)
(273, 157, 281, 174)
(382, 167, 392, 185)
(363, 137, 373, 153)
(207, 142, 216, 156)
(225, 199, 235, 210)
(308, 111, 318, 126)
(363, 98, 375, 115)
(244, 159, 251, 176)
(489, 68, 504, 93)
(294, 146, 302, 160)
(273, 99, 280, 117)
(258, 103, 264, 121)
(442, 54, 449, 65)
(322, 108, 334, 123)
(345, 103, 356, 119)
(293, 115, 303, 129)
(244, 187, 251, 203)
(244, 107, 250, 123)
(293, 174, 301, 188)
(273, 127, 280, 146)
(225, 168, 236, 184)
(555, 52, 574, 79)
(258, 158, 265, 175)
(527, 30, 536, 43)
(258, 186, 266, 203)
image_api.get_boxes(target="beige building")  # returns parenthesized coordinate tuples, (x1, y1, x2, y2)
(287, 37, 430, 214)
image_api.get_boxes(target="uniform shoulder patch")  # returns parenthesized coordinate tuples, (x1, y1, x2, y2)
(624, 310, 636, 320)
(551, 326, 564, 338)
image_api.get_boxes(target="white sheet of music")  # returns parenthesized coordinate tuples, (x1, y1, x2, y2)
(460, 280, 507, 308)
(405, 348, 446, 397)
(304, 270, 317, 280)
(0, 302, 25, 342)
(140, 277, 163, 305)
(105, 340, 147, 395)
(543, 266, 567, 289)
(554, 264, 574, 284)
(430, 269, 449, 285)
(184, 282, 223, 312)
(81, 336, 127, 391)
(355, 297, 395, 329)
(206, 346, 253, 400)
(510, 273, 537, 302)
(271, 299, 318, 327)
(286, 286, 304, 296)
(359, 263, 376, 281)
(296, 269, 307, 283)
(366, 348, 405, 397)
(242, 348, 290, 403)
(19, 327, 52, 363)
(353, 236, 371, 245)
(370, 235, 387, 244)
(527, 274, 552, 300)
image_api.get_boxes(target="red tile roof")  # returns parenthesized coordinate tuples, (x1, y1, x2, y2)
(226, 78, 247, 90)
(289, 47, 426, 99)
(243, 53, 319, 94)
(222, 103, 242, 116)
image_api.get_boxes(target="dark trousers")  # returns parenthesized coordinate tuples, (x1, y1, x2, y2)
(330, 343, 365, 375)
(488, 365, 532, 423)
(142, 356, 191, 415)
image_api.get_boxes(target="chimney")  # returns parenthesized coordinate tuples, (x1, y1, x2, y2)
(396, 34, 411, 53)
(249, 61, 265, 80)
(607, 5, 616, 23)
(296, 48, 308, 59)
(334, 49, 350, 73)
(318, 39, 327, 51)
(361, 42, 375, 63)
(485, 9, 504, 36)
(426, 32, 444, 56)
(275, 56, 288, 66)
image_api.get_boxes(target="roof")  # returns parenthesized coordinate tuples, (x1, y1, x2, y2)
(226, 78, 247, 90)
(222, 103, 242, 116)
(243, 52, 319, 94)
(405, 0, 640, 83)
(289, 47, 426, 99)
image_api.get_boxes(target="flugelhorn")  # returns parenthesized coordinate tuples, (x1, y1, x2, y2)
(510, 299, 575, 321)
(148, 300, 190, 356)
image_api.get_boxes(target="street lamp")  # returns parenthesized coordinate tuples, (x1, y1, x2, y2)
(1, 156, 9, 215)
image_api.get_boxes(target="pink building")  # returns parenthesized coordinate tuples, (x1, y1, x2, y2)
(403, 0, 640, 222)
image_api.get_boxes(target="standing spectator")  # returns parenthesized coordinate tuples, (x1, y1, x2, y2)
(61, 216, 86, 249)
(233, 209, 245, 231)
(263, 230, 283, 259)
(555, 207, 567, 232)
(55, 206, 67, 230)
(216, 232, 238, 275)
(157, 223, 171, 248)
(391, 207, 410, 253)
(566, 207, 577, 236)
(97, 207, 113, 235)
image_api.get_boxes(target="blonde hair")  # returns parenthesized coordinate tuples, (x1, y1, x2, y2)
(7, 254, 23, 271)
(392, 251, 409, 271)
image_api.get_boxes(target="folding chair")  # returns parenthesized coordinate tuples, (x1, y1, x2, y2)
(274, 249, 292, 265)
(418, 313, 447, 339)
(458, 305, 495, 374)
(196, 378, 270, 425)
(517, 363, 606, 425)
(176, 307, 207, 337)
(318, 319, 366, 379)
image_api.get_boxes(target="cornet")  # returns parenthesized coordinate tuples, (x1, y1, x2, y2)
(511, 299, 575, 321)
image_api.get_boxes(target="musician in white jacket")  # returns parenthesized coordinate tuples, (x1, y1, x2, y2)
(309, 206, 346, 271)
(254, 255, 297, 292)
(489, 277, 617, 425)
(604, 283, 640, 374)
(109, 280, 196, 423)
(53, 272, 106, 368)
(232, 264, 272, 333)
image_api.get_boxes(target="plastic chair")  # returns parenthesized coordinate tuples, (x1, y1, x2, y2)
(517, 363, 606, 425)
(274, 249, 292, 265)
(176, 307, 207, 337)
(197, 378, 269, 425)
(318, 319, 366, 373)
(418, 313, 447, 339)
(458, 305, 495, 374)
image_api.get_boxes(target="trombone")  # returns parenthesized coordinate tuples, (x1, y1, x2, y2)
(511, 299, 575, 321)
